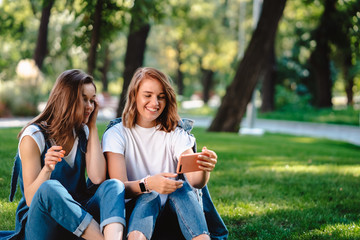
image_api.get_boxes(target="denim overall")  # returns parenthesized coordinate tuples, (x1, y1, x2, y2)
(1, 125, 126, 240)
(103, 118, 228, 240)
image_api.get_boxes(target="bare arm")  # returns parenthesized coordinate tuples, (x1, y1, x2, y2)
(20, 136, 64, 206)
(184, 147, 217, 189)
(106, 151, 141, 199)
(85, 99, 106, 184)
(106, 152, 183, 198)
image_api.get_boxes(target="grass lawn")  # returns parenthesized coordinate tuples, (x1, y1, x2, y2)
(1, 124, 360, 239)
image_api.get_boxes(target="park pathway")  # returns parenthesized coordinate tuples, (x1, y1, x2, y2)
(181, 116, 360, 147)
(1, 116, 359, 146)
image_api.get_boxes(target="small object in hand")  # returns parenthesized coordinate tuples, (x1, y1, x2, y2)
(176, 152, 202, 173)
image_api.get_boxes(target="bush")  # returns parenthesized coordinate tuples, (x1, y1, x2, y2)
(275, 85, 312, 111)
(0, 80, 41, 117)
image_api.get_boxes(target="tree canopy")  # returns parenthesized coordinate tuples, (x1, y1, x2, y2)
(0, 0, 359, 130)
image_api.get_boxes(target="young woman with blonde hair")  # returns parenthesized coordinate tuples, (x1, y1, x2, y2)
(103, 67, 221, 240)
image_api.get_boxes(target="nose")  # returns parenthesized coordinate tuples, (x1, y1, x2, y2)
(151, 96, 159, 106)
(85, 100, 93, 109)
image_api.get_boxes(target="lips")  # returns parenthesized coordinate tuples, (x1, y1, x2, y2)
(146, 107, 159, 112)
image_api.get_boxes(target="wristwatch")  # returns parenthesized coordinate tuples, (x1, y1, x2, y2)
(139, 178, 147, 192)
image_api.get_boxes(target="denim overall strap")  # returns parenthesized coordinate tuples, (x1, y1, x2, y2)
(105, 117, 123, 132)
(9, 153, 21, 202)
(177, 118, 196, 153)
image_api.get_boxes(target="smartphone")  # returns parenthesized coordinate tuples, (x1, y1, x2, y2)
(176, 152, 202, 174)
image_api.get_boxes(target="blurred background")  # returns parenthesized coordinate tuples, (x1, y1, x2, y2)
(0, 0, 359, 131)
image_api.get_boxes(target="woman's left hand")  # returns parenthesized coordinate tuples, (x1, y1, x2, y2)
(87, 98, 99, 129)
(197, 146, 217, 172)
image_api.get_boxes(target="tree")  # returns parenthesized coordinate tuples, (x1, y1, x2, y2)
(33, 0, 55, 70)
(76, 0, 126, 90)
(200, 59, 214, 104)
(175, 40, 185, 96)
(99, 44, 110, 92)
(116, 0, 164, 117)
(209, 0, 287, 132)
(116, 3, 151, 117)
(331, 0, 360, 106)
(260, 38, 276, 113)
(87, 0, 103, 76)
(309, 0, 336, 108)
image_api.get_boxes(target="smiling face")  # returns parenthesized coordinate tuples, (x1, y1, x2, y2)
(135, 77, 166, 128)
(82, 83, 96, 124)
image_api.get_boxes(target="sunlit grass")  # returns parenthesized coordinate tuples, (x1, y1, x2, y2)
(1, 125, 360, 239)
(191, 128, 360, 239)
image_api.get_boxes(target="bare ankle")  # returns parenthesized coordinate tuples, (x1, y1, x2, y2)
(192, 234, 210, 240)
(128, 230, 147, 240)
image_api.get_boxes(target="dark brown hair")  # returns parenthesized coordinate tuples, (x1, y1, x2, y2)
(122, 67, 180, 132)
(18, 69, 96, 146)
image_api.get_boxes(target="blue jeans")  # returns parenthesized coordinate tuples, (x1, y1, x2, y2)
(24, 179, 125, 240)
(127, 181, 209, 240)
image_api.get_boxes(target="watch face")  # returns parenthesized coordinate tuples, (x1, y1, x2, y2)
(139, 181, 146, 192)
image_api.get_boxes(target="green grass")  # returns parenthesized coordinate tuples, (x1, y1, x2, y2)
(1, 125, 360, 239)
(258, 106, 360, 126)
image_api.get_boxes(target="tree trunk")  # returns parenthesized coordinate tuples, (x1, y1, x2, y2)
(100, 44, 110, 93)
(260, 39, 276, 113)
(208, 0, 286, 132)
(309, 0, 336, 108)
(345, 74, 354, 106)
(33, 0, 55, 70)
(343, 52, 354, 106)
(116, 8, 151, 117)
(176, 40, 184, 96)
(87, 0, 103, 77)
(201, 68, 214, 104)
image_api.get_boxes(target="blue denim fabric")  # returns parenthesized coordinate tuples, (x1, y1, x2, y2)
(23, 179, 125, 240)
(127, 182, 209, 240)
(3, 126, 126, 240)
(25, 180, 93, 240)
(84, 179, 126, 231)
(104, 117, 228, 240)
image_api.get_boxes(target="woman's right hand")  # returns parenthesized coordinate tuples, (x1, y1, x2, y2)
(146, 173, 183, 194)
(44, 146, 65, 172)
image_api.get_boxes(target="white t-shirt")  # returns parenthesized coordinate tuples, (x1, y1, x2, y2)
(102, 122, 195, 205)
(19, 125, 89, 168)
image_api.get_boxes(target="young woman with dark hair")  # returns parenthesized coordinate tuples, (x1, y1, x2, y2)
(6, 69, 126, 240)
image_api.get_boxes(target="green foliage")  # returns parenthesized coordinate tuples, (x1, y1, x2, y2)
(0, 78, 43, 117)
(0, 0, 360, 116)
(274, 85, 313, 111)
(145, 0, 238, 98)
(0, 0, 37, 80)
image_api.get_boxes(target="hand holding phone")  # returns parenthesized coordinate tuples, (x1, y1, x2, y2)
(176, 152, 202, 174)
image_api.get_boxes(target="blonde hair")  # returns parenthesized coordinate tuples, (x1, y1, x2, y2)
(18, 69, 96, 146)
(122, 67, 180, 132)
